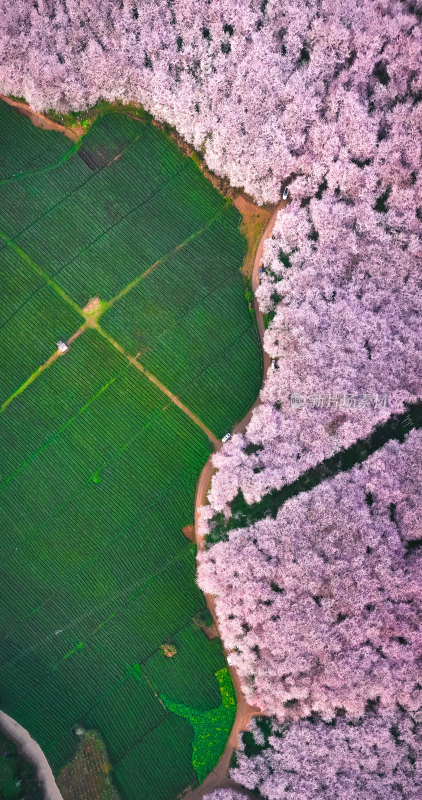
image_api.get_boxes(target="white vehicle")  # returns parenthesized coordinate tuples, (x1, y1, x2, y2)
(221, 433, 231, 443)
(282, 186, 290, 200)
(57, 340, 69, 354)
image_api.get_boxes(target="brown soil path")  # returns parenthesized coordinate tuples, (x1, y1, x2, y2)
(233, 199, 284, 433)
(0, 710, 64, 800)
(0, 94, 79, 140)
(184, 200, 285, 800)
(233, 196, 272, 280)
(184, 455, 261, 800)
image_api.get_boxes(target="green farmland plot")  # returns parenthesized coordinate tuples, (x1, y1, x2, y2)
(101, 205, 263, 435)
(0, 331, 220, 797)
(0, 100, 261, 800)
(0, 100, 73, 181)
(0, 246, 82, 405)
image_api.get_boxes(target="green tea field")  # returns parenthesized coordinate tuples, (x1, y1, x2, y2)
(0, 99, 261, 800)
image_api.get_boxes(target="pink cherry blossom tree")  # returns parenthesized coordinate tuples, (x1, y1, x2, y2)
(204, 790, 251, 800)
(198, 430, 422, 721)
(208, 175, 421, 510)
(227, 711, 422, 800)
(0, 0, 421, 203)
(1, 6, 421, 792)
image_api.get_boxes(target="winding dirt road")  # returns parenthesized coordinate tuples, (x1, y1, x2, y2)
(0, 711, 64, 800)
(184, 200, 284, 800)
(233, 201, 283, 434)
(0, 94, 79, 140)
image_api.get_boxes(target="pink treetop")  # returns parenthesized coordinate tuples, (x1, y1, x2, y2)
(230, 711, 422, 800)
(199, 431, 422, 721)
(0, 0, 420, 202)
(204, 791, 251, 800)
(208, 177, 421, 510)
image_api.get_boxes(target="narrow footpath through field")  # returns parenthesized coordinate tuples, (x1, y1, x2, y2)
(97, 324, 220, 449)
(0, 231, 220, 449)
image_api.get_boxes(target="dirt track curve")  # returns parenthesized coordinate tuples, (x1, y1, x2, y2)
(184, 200, 284, 800)
(0, 711, 64, 800)
(0, 94, 80, 140)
